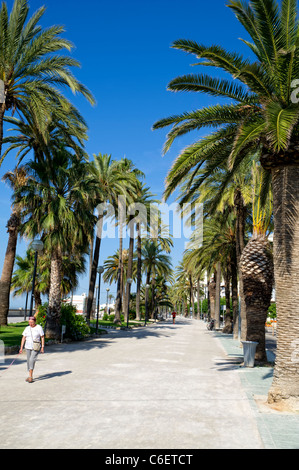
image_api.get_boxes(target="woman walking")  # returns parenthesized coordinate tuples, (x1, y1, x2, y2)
(20, 316, 44, 383)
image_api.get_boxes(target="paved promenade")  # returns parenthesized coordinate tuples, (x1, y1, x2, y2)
(0, 318, 298, 449)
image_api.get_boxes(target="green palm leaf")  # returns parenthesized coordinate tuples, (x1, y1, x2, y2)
(265, 101, 299, 150)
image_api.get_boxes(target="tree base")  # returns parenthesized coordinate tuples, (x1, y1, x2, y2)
(268, 385, 299, 412)
(45, 319, 61, 341)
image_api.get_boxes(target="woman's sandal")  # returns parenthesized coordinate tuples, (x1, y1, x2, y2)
(26, 377, 33, 383)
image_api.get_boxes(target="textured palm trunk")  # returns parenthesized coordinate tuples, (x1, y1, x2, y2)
(46, 249, 62, 339)
(0, 101, 6, 159)
(230, 248, 239, 339)
(135, 224, 142, 321)
(222, 263, 233, 334)
(234, 189, 247, 341)
(240, 235, 273, 362)
(208, 273, 216, 319)
(0, 213, 19, 325)
(215, 262, 221, 329)
(268, 166, 299, 406)
(87, 216, 103, 323)
(124, 217, 134, 323)
(114, 222, 123, 325)
(151, 277, 156, 319)
(196, 277, 201, 319)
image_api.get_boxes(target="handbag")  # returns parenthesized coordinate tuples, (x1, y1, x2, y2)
(30, 327, 41, 352)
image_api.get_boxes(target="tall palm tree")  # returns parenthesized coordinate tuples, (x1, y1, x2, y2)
(0, 166, 27, 325)
(134, 184, 158, 320)
(118, 159, 145, 324)
(180, 156, 253, 337)
(14, 149, 97, 339)
(0, 0, 95, 162)
(175, 258, 195, 318)
(141, 240, 172, 319)
(86, 154, 134, 323)
(153, 0, 299, 406)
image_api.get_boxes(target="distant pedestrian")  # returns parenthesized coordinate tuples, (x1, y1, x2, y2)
(172, 311, 176, 324)
(19, 316, 44, 383)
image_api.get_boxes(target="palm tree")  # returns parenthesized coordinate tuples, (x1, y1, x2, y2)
(175, 259, 195, 318)
(104, 250, 137, 284)
(14, 149, 97, 339)
(0, 166, 27, 325)
(153, 0, 299, 406)
(0, 0, 95, 163)
(11, 249, 48, 309)
(11, 248, 87, 304)
(86, 154, 134, 323)
(180, 156, 253, 337)
(1, 99, 89, 165)
(141, 240, 172, 319)
(118, 159, 145, 325)
(134, 184, 158, 320)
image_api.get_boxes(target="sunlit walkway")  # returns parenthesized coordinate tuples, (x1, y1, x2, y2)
(0, 318, 264, 449)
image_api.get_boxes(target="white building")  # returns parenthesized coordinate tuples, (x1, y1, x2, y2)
(64, 293, 115, 318)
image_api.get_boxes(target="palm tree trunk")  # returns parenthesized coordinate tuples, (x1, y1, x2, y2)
(135, 224, 142, 321)
(268, 166, 299, 406)
(196, 277, 201, 319)
(114, 222, 123, 324)
(0, 101, 6, 158)
(215, 262, 221, 329)
(231, 253, 239, 339)
(208, 273, 216, 319)
(0, 213, 20, 326)
(46, 249, 62, 339)
(124, 216, 134, 323)
(240, 235, 273, 362)
(189, 276, 195, 319)
(223, 263, 233, 334)
(234, 189, 247, 341)
(86, 216, 103, 323)
(151, 277, 155, 319)
(145, 268, 151, 321)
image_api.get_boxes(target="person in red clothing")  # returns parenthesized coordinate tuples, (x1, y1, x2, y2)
(172, 311, 176, 324)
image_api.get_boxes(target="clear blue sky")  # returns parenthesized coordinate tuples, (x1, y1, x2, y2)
(0, 0, 249, 307)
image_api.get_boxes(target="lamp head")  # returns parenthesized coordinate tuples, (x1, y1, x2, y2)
(31, 239, 44, 252)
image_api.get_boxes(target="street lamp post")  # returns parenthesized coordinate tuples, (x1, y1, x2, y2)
(126, 278, 132, 329)
(29, 239, 44, 317)
(96, 266, 104, 334)
(144, 283, 150, 326)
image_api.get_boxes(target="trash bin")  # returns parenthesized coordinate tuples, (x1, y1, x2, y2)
(241, 341, 258, 367)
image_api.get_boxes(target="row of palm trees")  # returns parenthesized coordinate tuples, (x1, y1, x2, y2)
(0, 1, 174, 336)
(153, 0, 299, 407)
(0, 0, 95, 328)
(1, 0, 298, 410)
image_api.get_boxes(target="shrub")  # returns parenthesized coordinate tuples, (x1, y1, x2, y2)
(36, 303, 90, 340)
